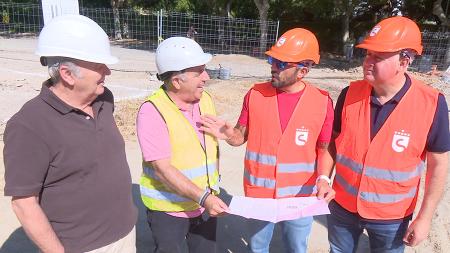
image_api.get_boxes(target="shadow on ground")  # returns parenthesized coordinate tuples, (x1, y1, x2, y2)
(0, 228, 37, 253)
(133, 185, 280, 253)
(0, 185, 369, 253)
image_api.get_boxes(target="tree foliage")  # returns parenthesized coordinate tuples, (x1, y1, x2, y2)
(13, 0, 449, 53)
(11, 0, 450, 24)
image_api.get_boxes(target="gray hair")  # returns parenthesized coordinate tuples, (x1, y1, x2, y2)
(46, 57, 82, 84)
(159, 70, 186, 89)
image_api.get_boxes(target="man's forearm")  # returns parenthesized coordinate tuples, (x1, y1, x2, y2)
(316, 141, 334, 177)
(12, 196, 64, 253)
(315, 141, 336, 201)
(152, 158, 229, 216)
(152, 159, 205, 203)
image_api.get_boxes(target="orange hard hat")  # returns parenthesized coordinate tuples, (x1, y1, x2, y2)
(356, 16, 422, 55)
(265, 28, 320, 64)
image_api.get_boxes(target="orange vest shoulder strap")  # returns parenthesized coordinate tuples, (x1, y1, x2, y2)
(409, 76, 440, 98)
(300, 80, 329, 97)
(346, 80, 371, 104)
(251, 82, 276, 95)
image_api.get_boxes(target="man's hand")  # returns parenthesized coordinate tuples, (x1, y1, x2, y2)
(203, 194, 229, 217)
(316, 180, 335, 203)
(402, 151, 448, 247)
(199, 114, 234, 140)
(403, 217, 431, 247)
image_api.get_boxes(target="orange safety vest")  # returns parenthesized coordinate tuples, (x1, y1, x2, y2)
(244, 82, 329, 198)
(334, 77, 439, 219)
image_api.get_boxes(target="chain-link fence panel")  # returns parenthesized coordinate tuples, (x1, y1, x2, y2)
(411, 30, 450, 72)
(0, 2, 279, 58)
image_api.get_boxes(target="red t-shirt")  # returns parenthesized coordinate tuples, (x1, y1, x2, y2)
(237, 88, 334, 142)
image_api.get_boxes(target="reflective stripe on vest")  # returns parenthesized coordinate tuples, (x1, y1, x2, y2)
(336, 154, 425, 182)
(245, 150, 276, 166)
(334, 173, 417, 203)
(277, 185, 317, 197)
(278, 163, 315, 173)
(244, 169, 276, 189)
(140, 185, 190, 202)
(141, 176, 220, 203)
(140, 88, 219, 212)
(246, 150, 316, 173)
(334, 77, 439, 219)
(244, 82, 328, 198)
(143, 163, 218, 183)
(244, 169, 317, 197)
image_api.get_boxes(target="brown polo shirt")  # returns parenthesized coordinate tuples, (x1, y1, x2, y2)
(3, 80, 138, 253)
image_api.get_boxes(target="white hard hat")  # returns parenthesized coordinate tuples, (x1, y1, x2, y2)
(36, 14, 118, 65)
(155, 37, 212, 75)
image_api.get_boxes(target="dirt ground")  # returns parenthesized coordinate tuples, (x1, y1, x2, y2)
(0, 37, 449, 253)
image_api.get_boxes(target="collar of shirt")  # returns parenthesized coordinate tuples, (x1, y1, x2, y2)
(370, 74, 412, 107)
(177, 102, 197, 112)
(40, 79, 104, 115)
(171, 97, 199, 112)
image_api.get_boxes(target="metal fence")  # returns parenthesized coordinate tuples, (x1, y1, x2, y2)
(411, 30, 450, 71)
(1, 2, 449, 70)
(0, 2, 279, 57)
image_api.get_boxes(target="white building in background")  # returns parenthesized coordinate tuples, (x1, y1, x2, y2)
(42, 0, 79, 25)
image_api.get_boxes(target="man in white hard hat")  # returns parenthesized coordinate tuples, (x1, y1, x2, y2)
(3, 15, 138, 253)
(136, 37, 229, 253)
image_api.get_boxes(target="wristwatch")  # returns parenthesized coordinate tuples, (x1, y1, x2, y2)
(316, 175, 332, 186)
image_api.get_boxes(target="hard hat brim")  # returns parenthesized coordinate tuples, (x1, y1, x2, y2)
(356, 42, 423, 55)
(265, 50, 289, 62)
(197, 53, 212, 67)
(265, 50, 319, 64)
(157, 53, 212, 74)
(355, 42, 400, 52)
(36, 51, 119, 66)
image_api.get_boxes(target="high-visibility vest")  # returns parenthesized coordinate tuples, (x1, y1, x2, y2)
(140, 88, 220, 212)
(334, 77, 439, 219)
(244, 82, 329, 198)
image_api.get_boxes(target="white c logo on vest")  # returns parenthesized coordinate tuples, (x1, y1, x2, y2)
(295, 127, 309, 146)
(392, 130, 410, 153)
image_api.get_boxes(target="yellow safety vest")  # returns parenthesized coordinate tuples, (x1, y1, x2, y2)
(140, 88, 220, 212)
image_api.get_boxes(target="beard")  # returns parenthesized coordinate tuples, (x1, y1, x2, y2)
(271, 71, 298, 88)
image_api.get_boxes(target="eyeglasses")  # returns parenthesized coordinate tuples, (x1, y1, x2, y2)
(267, 56, 306, 70)
(399, 50, 414, 61)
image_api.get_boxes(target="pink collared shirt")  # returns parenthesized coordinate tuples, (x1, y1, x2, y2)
(137, 99, 205, 218)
